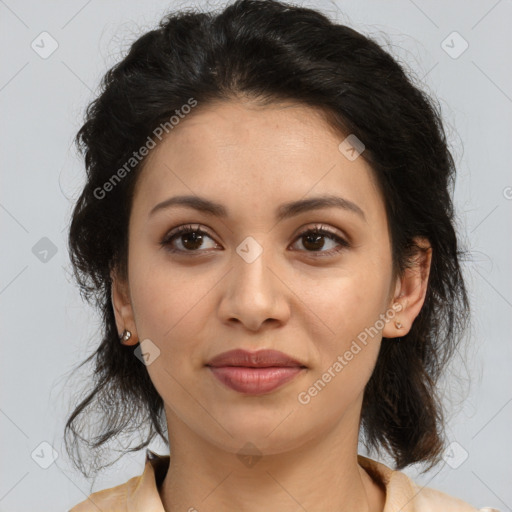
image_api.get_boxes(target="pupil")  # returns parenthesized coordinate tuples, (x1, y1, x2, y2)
(304, 233, 324, 251)
(183, 232, 202, 250)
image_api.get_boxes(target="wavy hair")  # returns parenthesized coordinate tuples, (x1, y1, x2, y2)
(64, 0, 470, 478)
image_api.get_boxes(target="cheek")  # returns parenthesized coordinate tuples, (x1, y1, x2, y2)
(295, 282, 384, 418)
(299, 265, 389, 341)
(129, 244, 215, 339)
(296, 264, 389, 392)
(128, 259, 215, 404)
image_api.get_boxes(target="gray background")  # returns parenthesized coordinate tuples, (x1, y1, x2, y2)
(1, 0, 511, 510)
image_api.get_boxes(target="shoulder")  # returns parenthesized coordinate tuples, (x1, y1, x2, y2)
(410, 482, 496, 512)
(68, 474, 141, 511)
(357, 454, 500, 512)
(68, 450, 169, 512)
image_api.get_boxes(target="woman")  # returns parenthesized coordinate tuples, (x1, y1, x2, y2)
(65, 0, 497, 510)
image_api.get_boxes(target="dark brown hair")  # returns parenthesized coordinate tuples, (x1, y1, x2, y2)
(64, 0, 470, 478)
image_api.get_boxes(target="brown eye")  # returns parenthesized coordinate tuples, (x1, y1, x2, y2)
(291, 226, 350, 257)
(161, 224, 218, 254)
(160, 223, 350, 257)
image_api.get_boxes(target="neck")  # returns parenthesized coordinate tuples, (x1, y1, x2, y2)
(159, 407, 385, 512)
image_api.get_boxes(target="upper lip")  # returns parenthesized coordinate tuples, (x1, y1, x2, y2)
(206, 349, 307, 368)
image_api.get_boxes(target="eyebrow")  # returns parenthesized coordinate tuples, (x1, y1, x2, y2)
(148, 194, 366, 222)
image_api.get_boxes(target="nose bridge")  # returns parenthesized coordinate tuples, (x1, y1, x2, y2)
(220, 234, 288, 328)
(233, 235, 275, 300)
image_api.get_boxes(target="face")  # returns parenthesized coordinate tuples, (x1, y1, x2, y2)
(113, 99, 404, 457)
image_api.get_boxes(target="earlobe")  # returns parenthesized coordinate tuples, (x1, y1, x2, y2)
(382, 237, 432, 339)
(110, 269, 138, 345)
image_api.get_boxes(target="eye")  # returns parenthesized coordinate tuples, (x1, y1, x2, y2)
(160, 224, 219, 254)
(290, 224, 350, 257)
(160, 223, 350, 256)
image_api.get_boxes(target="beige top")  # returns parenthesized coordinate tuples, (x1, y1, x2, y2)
(69, 450, 500, 511)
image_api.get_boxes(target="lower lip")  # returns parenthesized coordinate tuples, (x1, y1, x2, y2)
(207, 366, 305, 395)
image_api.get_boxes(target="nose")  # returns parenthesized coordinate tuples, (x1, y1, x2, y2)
(218, 244, 290, 332)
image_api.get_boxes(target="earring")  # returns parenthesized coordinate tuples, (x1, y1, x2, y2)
(394, 321, 403, 329)
(120, 329, 132, 344)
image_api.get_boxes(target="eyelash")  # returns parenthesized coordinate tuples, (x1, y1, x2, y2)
(160, 223, 350, 257)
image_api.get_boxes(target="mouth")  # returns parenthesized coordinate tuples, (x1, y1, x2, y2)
(205, 349, 307, 395)
(206, 348, 307, 368)
(207, 366, 306, 394)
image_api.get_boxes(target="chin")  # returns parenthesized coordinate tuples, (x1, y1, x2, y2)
(199, 412, 316, 456)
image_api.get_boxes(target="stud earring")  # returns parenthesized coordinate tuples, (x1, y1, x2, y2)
(120, 329, 132, 344)
(394, 321, 403, 329)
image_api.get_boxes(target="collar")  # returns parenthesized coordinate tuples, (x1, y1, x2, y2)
(133, 450, 418, 512)
(95, 449, 481, 512)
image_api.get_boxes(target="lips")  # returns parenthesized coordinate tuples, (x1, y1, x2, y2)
(206, 349, 306, 368)
(205, 349, 307, 395)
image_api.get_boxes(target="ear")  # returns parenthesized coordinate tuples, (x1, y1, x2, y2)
(110, 268, 138, 345)
(382, 237, 432, 339)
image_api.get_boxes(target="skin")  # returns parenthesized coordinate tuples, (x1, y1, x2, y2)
(111, 98, 432, 512)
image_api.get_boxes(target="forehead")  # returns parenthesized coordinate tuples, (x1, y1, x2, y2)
(131, 100, 385, 226)
(156, 100, 345, 159)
